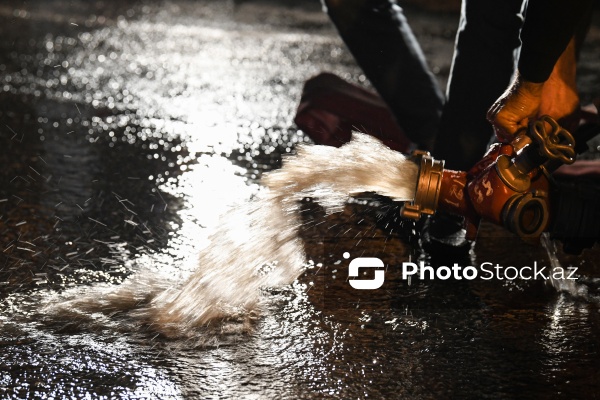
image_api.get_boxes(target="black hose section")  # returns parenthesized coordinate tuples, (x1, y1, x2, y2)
(547, 122, 600, 254)
(574, 122, 600, 154)
(549, 177, 600, 255)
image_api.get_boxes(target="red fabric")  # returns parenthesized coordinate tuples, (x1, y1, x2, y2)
(294, 72, 412, 152)
(554, 103, 600, 178)
(555, 160, 600, 178)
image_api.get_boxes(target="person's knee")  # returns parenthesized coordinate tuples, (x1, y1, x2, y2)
(323, 0, 363, 11)
(322, 0, 366, 33)
(326, 0, 400, 10)
(323, 0, 341, 8)
(462, 0, 524, 48)
(323, 0, 385, 33)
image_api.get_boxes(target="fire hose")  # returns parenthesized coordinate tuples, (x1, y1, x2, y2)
(400, 115, 600, 253)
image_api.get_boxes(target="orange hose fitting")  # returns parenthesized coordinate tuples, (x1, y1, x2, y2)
(400, 116, 576, 243)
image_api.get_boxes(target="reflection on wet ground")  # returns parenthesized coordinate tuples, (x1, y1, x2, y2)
(1, 0, 600, 398)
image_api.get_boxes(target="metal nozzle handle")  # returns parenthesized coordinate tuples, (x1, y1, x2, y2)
(530, 115, 576, 165)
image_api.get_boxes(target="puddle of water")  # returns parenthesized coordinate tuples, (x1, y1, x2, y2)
(40, 133, 417, 339)
(2, 1, 600, 398)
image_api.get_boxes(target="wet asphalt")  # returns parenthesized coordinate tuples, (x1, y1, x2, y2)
(1, 0, 600, 398)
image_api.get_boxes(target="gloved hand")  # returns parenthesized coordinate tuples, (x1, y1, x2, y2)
(486, 73, 544, 142)
(538, 41, 580, 133)
(487, 38, 580, 142)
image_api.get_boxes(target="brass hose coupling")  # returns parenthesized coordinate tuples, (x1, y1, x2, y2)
(400, 150, 444, 220)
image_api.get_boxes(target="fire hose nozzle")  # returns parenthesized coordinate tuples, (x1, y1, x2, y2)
(399, 116, 577, 243)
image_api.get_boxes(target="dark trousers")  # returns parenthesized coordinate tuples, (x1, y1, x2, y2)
(323, 0, 525, 170)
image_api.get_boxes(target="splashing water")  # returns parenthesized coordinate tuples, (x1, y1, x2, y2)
(541, 233, 589, 299)
(42, 133, 418, 339)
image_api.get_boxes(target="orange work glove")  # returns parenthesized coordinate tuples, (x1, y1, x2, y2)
(487, 38, 579, 142)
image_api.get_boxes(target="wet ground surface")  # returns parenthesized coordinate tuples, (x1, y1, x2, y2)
(1, 0, 600, 398)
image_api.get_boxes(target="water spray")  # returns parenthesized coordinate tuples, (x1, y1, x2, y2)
(401, 115, 577, 244)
